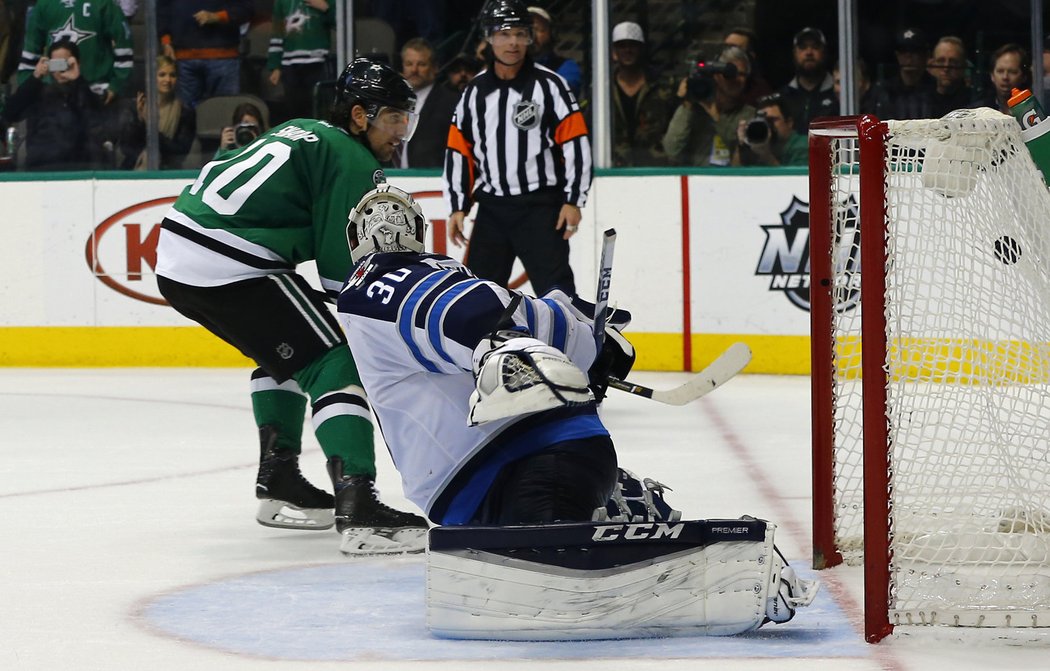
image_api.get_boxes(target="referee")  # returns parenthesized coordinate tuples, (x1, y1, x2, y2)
(442, 0, 592, 296)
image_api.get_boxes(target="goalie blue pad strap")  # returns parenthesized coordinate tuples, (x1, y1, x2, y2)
(428, 518, 767, 570)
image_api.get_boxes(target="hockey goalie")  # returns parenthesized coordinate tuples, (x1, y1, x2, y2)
(335, 184, 818, 640)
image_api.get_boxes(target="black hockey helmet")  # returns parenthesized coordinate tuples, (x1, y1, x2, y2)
(334, 58, 417, 119)
(480, 0, 532, 36)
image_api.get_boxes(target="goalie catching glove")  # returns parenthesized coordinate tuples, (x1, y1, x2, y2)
(469, 331, 594, 426)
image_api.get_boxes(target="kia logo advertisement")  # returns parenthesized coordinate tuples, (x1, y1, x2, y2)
(85, 197, 175, 306)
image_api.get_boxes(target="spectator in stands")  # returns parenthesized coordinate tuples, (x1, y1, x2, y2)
(778, 27, 836, 135)
(5, 40, 110, 170)
(737, 92, 807, 166)
(217, 101, 266, 156)
(832, 59, 891, 117)
(158, 1, 254, 109)
(1043, 36, 1050, 107)
(117, 1, 138, 19)
(871, 27, 936, 120)
(0, 0, 27, 85)
(117, 54, 195, 170)
(393, 37, 459, 168)
(0, 0, 13, 84)
(443, 52, 482, 92)
(17, 0, 133, 104)
(528, 6, 582, 98)
(267, 0, 334, 123)
(928, 36, 972, 118)
(723, 27, 773, 106)
(972, 43, 1030, 114)
(663, 44, 755, 167)
(610, 21, 674, 167)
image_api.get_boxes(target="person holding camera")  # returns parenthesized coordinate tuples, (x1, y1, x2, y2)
(4, 40, 110, 170)
(662, 45, 755, 167)
(737, 93, 807, 167)
(215, 101, 266, 156)
(17, 0, 132, 104)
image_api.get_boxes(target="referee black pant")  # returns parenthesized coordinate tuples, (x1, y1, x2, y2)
(467, 189, 576, 296)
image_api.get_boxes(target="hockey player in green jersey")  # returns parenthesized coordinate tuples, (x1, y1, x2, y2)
(17, 0, 132, 102)
(155, 58, 428, 555)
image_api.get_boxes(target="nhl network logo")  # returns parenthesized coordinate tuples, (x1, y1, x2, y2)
(754, 195, 861, 312)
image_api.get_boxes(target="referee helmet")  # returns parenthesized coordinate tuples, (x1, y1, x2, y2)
(480, 0, 532, 36)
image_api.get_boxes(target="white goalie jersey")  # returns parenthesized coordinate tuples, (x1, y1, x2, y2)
(335, 252, 604, 522)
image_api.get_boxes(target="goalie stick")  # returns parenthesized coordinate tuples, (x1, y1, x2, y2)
(593, 228, 616, 354)
(606, 342, 752, 406)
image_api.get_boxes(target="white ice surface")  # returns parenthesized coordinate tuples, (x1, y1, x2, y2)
(2, 368, 1049, 670)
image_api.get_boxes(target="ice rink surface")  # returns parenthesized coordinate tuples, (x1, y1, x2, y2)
(3, 368, 1049, 671)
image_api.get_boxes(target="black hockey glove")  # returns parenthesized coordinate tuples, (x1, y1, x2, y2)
(588, 327, 636, 403)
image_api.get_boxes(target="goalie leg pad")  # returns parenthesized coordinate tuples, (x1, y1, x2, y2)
(469, 337, 593, 426)
(426, 518, 803, 640)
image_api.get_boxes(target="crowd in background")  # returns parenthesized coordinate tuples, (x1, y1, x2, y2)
(0, 0, 1044, 172)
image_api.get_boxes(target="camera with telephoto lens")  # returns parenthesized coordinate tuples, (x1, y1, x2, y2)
(686, 59, 738, 101)
(233, 122, 260, 148)
(744, 112, 776, 147)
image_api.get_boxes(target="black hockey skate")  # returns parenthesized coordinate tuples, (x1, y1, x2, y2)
(328, 457, 429, 555)
(255, 425, 335, 530)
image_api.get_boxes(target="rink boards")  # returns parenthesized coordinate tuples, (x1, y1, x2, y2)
(0, 169, 814, 373)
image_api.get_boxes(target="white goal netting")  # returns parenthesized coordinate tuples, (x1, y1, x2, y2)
(825, 109, 1050, 628)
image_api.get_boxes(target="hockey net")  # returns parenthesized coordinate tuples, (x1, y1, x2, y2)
(809, 110, 1050, 642)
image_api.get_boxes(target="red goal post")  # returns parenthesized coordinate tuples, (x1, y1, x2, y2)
(809, 115, 892, 642)
(808, 111, 1050, 643)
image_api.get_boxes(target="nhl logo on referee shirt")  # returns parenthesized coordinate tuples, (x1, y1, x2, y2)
(512, 100, 541, 130)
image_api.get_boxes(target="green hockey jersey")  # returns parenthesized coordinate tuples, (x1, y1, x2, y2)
(17, 0, 132, 95)
(267, 0, 333, 70)
(158, 119, 387, 293)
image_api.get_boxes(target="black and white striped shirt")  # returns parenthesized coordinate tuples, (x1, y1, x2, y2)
(443, 60, 592, 214)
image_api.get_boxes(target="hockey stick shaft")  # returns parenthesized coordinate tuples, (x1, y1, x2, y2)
(607, 342, 752, 405)
(593, 228, 617, 354)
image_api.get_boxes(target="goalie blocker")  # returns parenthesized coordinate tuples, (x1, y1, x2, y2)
(426, 517, 818, 640)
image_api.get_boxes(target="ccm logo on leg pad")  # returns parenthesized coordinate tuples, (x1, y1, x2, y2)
(592, 522, 685, 541)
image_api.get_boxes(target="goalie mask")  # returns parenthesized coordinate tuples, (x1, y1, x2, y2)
(347, 184, 427, 263)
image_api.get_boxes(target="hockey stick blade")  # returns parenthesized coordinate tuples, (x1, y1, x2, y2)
(607, 342, 752, 405)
